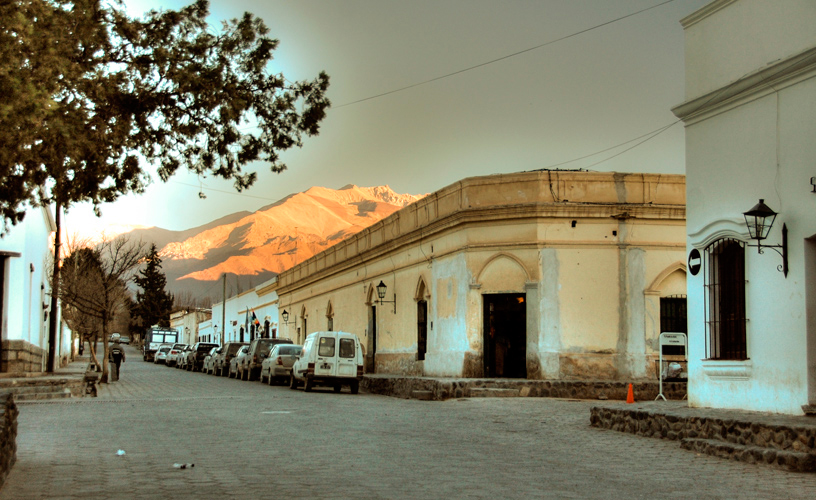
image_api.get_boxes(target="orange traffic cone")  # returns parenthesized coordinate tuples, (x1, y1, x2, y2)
(626, 383, 635, 404)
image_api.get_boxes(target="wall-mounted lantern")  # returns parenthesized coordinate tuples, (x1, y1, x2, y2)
(743, 199, 788, 277)
(281, 310, 295, 325)
(376, 280, 397, 314)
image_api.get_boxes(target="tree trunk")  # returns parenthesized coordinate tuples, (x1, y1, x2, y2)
(47, 202, 62, 372)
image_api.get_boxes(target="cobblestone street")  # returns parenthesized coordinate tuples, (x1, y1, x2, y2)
(2, 346, 816, 499)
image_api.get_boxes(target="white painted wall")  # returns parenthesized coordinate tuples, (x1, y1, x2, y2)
(210, 277, 279, 344)
(677, 0, 816, 414)
(1, 207, 55, 351)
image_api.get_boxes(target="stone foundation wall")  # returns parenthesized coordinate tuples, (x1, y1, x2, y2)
(362, 376, 687, 401)
(1, 341, 45, 373)
(589, 406, 816, 454)
(0, 393, 18, 490)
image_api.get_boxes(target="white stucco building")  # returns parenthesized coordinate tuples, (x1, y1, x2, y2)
(0, 207, 61, 372)
(673, 0, 816, 415)
(209, 276, 280, 345)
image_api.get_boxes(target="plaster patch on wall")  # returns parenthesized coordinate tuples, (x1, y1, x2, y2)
(538, 248, 562, 378)
(427, 254, 470, 376)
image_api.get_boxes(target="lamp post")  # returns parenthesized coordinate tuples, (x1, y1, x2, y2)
(376, 280, 397, 314)
(743, 199, 788, 277)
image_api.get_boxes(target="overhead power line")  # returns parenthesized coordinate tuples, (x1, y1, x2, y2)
(332, 0, 676, 108)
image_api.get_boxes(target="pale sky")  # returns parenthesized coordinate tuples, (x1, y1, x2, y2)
(65, 0, 710, 237)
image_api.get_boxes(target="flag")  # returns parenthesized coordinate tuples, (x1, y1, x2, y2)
(252, 310, 261, 327)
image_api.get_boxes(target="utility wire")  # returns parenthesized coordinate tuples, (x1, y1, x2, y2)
(332, 0, 676, 108)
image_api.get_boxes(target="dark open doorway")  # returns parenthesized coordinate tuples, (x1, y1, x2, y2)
(367, 305, 377, 373)
(483, 294, 527, 378)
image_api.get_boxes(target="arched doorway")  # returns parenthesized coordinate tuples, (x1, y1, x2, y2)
(483, 294, 527, 378)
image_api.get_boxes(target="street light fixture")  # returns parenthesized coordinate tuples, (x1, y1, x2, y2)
(281, 310, 294, 324)
(743, 199, 788, 277)
(376, 280, 397, 314)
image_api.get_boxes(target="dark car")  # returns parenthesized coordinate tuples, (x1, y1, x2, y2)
(241, 337, 294, 381)
(189, 342, 219, 372)
(213, 342, 248, 377)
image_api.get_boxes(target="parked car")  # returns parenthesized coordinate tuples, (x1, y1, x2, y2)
(154, 344, 172, 364)
(177, 345, 193, 370)
(229, 346, 249, 378)
(290, 331, 363, 393)
(261, 344, 303, 384)
(119, 335, 131, 345)
(166, 343, 187, 367)
(241, 337, 294, 381)
(202, 346, 219, 374)
(213, 342, 248, 377)
(188, 342, 219, 372)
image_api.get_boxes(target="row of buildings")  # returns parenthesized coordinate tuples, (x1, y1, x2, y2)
(2, 0, 814, 415)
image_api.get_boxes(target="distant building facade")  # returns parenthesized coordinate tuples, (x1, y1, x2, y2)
(276, 171, 687, 380)
(170, 309, 212, 345)
(209, 276, 279, 345)
(673, 0, 816, 415)
(0, 206, 62, 372)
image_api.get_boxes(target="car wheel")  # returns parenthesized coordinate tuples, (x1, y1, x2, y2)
(289, 373, 297, 390)
(350, 381, 359, 395)
(333, 385, 342, 393)
(304, 377, 313, 392)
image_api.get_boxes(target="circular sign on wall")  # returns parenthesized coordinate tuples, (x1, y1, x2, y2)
(688, 248, 701, 276)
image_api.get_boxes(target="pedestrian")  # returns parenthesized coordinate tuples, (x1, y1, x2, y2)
(109, 333, 126, 381)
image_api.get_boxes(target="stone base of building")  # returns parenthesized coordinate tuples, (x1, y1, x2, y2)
(362, 375, 687, 402)
(0, 393, 18, 490)
(1, 340, 45, 374)
(590, 403, 816, 473)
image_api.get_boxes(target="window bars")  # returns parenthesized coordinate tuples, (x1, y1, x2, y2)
(704, 238, 747, 360)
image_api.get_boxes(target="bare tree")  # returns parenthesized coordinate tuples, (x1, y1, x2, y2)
(54, 237, 145, 383)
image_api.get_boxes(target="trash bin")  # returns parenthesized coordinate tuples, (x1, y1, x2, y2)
(109, 362, 119, 382)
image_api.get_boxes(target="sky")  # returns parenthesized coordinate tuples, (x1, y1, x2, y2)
(65, 0, 711, 238)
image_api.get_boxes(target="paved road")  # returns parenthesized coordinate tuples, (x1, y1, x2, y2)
(2, 345, 816, 499)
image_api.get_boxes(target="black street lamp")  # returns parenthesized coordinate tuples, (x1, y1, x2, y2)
(281, 310, 294, 324)
(376, 280, 397, 314)
(743, 199, 788, 277)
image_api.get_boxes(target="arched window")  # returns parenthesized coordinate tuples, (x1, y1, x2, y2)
(415, 278, 429, 361)
(705, 238, 747, 360)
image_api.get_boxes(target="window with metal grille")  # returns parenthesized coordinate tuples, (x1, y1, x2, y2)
(660, 295, 687, 333)
(704, 238, 747, 360)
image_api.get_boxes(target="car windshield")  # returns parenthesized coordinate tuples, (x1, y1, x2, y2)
(277, 346, 302, 356)
(227, 344, 245, 355)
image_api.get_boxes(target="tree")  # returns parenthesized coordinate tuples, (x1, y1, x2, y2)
(133, 243, 174, 330)
(1, 0, 331, 228)
(55, 237, 145, 382)
(2, 0, 330, 370)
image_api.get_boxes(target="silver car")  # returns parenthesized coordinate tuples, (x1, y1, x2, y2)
(261, 344, 303, 385)
(202, 346, 219, 374)
(229, 346, 249, 378)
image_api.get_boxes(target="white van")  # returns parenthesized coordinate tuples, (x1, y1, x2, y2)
(290, 331, 364, 394)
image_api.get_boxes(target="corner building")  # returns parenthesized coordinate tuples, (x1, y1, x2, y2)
(277, 171, 686, 381)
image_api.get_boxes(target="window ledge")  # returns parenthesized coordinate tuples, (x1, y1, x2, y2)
(701, 359, 752, 380)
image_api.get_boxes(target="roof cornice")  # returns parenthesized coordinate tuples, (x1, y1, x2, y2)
(672, 46, 816, 123)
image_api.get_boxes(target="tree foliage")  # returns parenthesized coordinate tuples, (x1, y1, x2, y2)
(132, 243, 173, 329)
(55, 237, 145, 382)
(0, 0, 330, 230)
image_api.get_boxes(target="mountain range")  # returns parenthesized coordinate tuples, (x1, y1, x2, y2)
(109, 185, 425, 302)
